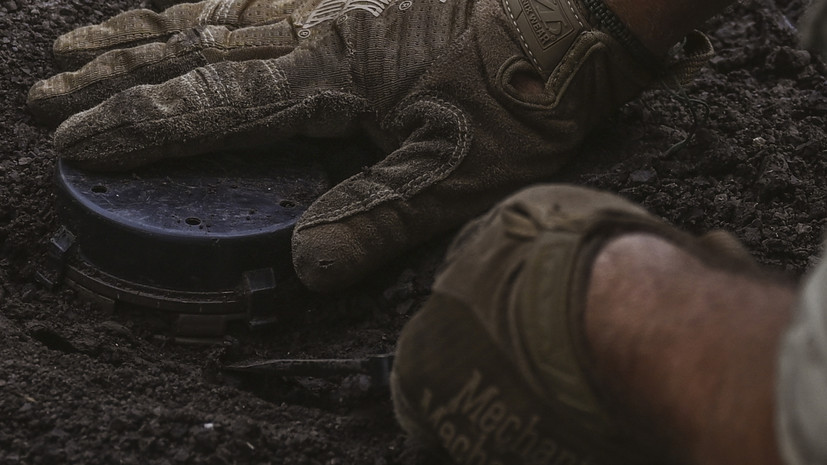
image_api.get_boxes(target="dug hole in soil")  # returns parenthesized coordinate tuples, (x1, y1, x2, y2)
(1, 0, 825, 463)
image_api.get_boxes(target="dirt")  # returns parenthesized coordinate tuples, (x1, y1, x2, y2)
(0, 0, 824, 464)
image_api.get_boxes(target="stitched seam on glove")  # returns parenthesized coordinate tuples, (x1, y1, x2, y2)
(390, 98, 470, 197)
(503, 0, 588, 75)
(199, 0, 225, 24)
(217, 0, 239, 23)
(56, 30, 184, 53)
(32, 47, 211, 102)
(297, 92, 471, 228)
(55, 61, 293, 152)
(502, 0, 540, 72)
(546, 31, 603, 98)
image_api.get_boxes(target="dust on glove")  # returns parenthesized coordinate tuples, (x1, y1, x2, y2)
(27, 0, 711, 292)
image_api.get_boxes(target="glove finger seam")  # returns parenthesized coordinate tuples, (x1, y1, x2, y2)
(296, 94, 471, 229)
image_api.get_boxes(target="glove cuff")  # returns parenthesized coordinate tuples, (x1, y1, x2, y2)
(579, 0, 661, 71)
(502, 0, 662, 77)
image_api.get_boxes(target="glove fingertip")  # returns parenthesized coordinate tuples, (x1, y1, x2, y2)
(292, 223, 366, 293)
(26, 84, 56, 127)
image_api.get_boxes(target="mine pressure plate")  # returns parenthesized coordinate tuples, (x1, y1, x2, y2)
(39, 140, 371, 340)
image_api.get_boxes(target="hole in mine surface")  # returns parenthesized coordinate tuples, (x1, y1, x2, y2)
(91, 185, 107, 194)
(185, 217, 202, 226)
(280, 200, 296, 208)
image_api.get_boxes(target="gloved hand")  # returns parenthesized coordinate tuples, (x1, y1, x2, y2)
(27, 0, 710, 292)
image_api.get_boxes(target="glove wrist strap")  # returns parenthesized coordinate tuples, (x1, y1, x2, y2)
(580, 0, 662, 71)
(502, 0, 662, 77)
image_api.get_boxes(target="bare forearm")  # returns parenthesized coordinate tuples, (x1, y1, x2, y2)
(585, 234, 795, 465)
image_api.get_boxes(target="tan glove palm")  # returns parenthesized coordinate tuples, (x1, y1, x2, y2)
(28, 0, 690, 292)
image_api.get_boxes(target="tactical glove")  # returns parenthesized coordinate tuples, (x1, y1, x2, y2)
(391, 184, 758, 465)
(28, 0, 711, 292)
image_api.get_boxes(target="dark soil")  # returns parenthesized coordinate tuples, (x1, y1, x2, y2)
(0, 0, 824, 464)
